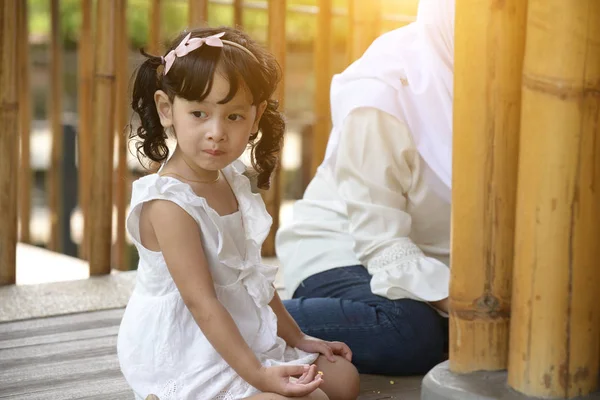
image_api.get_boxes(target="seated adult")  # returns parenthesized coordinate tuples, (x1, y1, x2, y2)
(276, 0, 455, 376)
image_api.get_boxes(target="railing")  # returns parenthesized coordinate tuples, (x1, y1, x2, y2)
(0, 0, 416, 280)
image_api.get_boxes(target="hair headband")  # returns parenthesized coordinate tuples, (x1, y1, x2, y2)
(161, 32, 259, 75)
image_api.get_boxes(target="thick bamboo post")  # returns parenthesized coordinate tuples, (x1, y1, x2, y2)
(507, 1, 600, 397)
(48, 0, 64, 252)
(189, 0, 208, 28)
(347, 0, 380, 64)
(89, 0, 116, 275)
(114, 0, 129, 271)
(450, 0, 527, 373)
(17, 0, 31, 244)
(233, 0, 243, 28)
(261, 0, 286, 257)
(78, 0, 93, 259)
(0, 0, 19, 285)
(310, 0, 332, 177)
(148, 0, 161, 55)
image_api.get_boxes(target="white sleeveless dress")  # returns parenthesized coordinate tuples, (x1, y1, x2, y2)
(117, 161, 318, 400)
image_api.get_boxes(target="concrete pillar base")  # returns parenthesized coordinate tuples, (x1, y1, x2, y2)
(421, 361, 600, 400)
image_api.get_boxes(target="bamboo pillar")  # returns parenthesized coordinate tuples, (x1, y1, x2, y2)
(233, 0, 243, 28)
(508, 1, 600, 397)
(261, 0, 286, 257)
(17, 0, 31, 244)
(114, 0, 129, 271)
(48, 0, 64, 252)
(189, 0, 208, 28)
(347, 0, 380, 64)
(0, 0, 19, 285)
(310, 0, 332, 176)
(78, 0, 93, 259)
(89, 0, 116, 275)
(148, 0, 161, 55)
(450, 0, 527, 373)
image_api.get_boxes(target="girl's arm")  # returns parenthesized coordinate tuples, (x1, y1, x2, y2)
(269, 289, 353, 362)
(269, 290, 304, 347)
(145, 200, 265, 388)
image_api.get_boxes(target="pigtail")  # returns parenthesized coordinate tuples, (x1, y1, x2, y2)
(250, 99, 285, 190)
(130, 50, 169, 167)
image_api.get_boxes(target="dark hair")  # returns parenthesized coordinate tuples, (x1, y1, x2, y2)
(130, 26, 284, 190)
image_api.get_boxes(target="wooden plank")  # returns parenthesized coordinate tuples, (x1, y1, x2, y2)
(0, 378, 131, 400)
(114, 0, 130, 271)
(148, 0, 161, 54)
(261, 0, 286, 257)
(17, 0, 31, 244)
(0, 326, 118, 350)
(189, 0, 209, 27)
(233, 0, 243, 27)
(78, 0, 93, 260)
(507, 1, 600, 397)
(89, 0, 117, 275)
(311, 0, 332, 177)
(0, 315, 121, 343)
(347, 0, 381, 64)
(47, 0, 64, 252)
(0, 0, 19, 285)
(0, 367, 128, 399)
(0, 335, 117, 368)
(0, 354, 119, 386)
(449, 0, 527, 373)
(0, 308, 124, 334)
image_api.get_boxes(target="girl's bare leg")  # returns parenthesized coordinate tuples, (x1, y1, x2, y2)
(314, 355, 360, 400)
(244, 388, 328, 400)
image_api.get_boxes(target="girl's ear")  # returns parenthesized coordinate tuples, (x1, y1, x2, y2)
(251, 101, 268, 133)
(154, 90, 173, 128)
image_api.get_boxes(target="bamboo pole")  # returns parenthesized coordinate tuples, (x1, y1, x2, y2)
(78, 0, 93, 259)
(233, 0, 243, 28)
(89, 0, 117, 275)
(507, 1, 600, 397)
(148, 0, 161, 55)
(449, 0, 527, 373)
(189, 0, 208, 28)
(17, 0, 31, 244)
(310, 0, 332, 177)
(261, 0, 286, 257)
(48, 0, 64, 252)
(347, 0, 380, 64)
(114, 0, 129, 271)
(0, 0, 19, 285)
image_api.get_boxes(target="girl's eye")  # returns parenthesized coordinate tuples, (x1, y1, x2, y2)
(228, 114, 244, 121)
(192, 111, 208, 118)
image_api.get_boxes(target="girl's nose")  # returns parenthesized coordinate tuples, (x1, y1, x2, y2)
(205, 120, 226, 142)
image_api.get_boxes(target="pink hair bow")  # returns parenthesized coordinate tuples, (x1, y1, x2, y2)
(162, 32, 225, 75)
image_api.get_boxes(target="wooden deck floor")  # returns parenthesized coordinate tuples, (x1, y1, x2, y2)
(0, 308, 422, 400)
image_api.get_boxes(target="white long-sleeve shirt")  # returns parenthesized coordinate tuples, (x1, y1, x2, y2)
(275, 108, 451, 303)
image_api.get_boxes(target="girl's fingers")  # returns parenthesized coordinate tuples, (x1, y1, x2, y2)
(286, 374, 323, 397)
(297, 364, 317, 384)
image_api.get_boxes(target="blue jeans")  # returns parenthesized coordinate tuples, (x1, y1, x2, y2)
(283, 265, 448, 376)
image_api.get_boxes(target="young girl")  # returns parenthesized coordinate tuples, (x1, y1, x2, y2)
(117, 27, 360, 400)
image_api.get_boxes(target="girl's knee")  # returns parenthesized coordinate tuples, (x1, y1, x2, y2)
(316, 356, 360, 400)
(245, 389, 328, 400)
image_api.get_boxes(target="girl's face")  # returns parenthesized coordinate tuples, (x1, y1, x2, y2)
(155, 70, 267, 174)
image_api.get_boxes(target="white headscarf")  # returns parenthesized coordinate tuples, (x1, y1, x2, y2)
(322, 0, 455, 201)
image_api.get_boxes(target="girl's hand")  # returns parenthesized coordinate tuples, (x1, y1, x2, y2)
(256, 364, 322, 397)
(294, 335, 353, 363)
